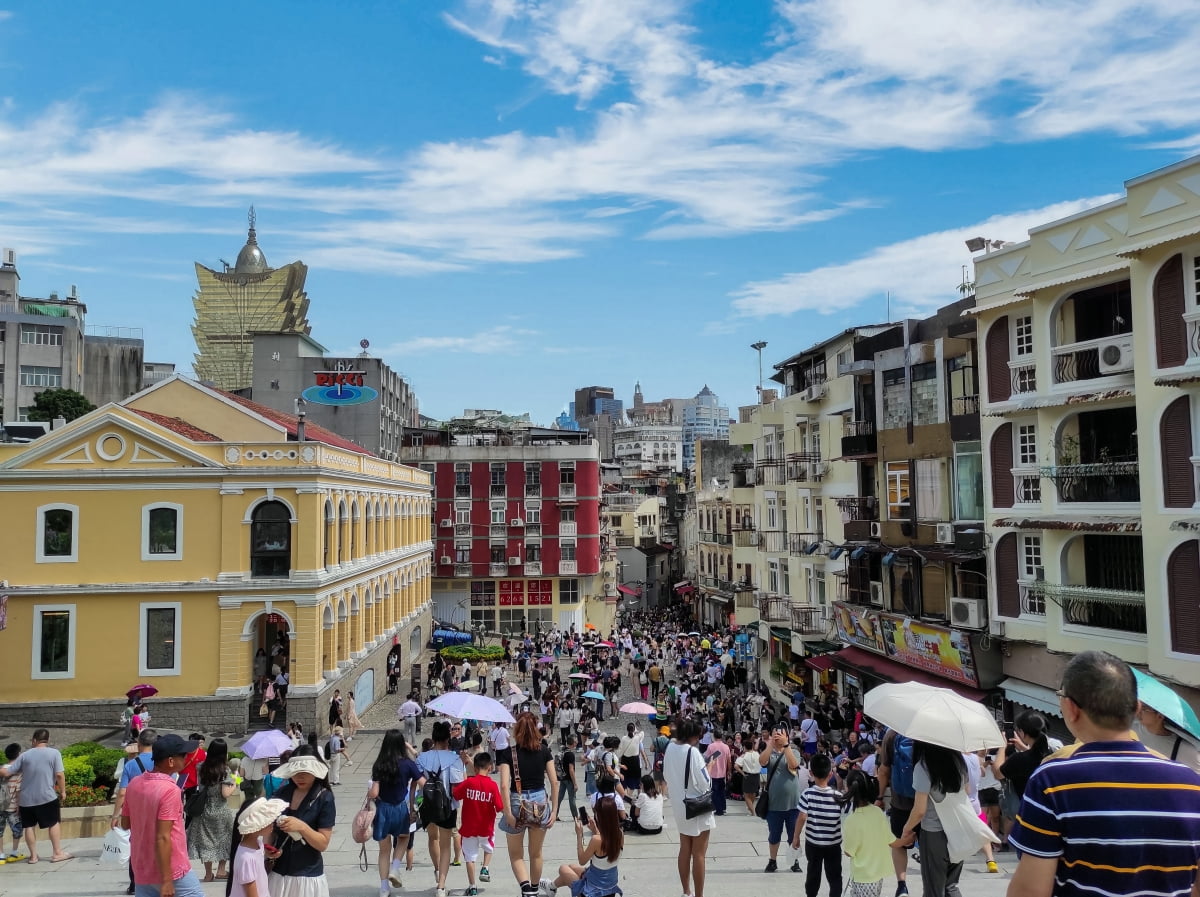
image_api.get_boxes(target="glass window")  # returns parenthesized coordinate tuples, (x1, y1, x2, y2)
(490, 503, 505, 524)
(560, 507, 576, 523)
(36, 607, 73, 676)
(954, 442, 984, 521)
(143, 605, 178, 673)
(525, 465, 541, 485)
(491, 464, 506, 486)
(526, 543, 541, 562)
(883, 368, 906, 386)
(490, 545, 506, 564)
(1021, 536, 1046, 615)
(471, 607, 496, 632)
(911, 361, 937, 381)
(19, 365, 62, 387)
(20, 323, 63, 346)
(499, 608, 526, 633)
(559, 579, 579, 604)
(455, 505, 471, 524)
(1014, 316, 1034, 356)
(455, 469, 470, 487)
(42, 507, 74, 558)
(1017, 424, 1038, 466)
(250, 501, 291, 578)
(526, 506, 541, 525)
(147, 507, 178, 555)
(560, 466, 575, 485)
(560, 541, 576, 561)
(455, 542, 472, 563)
(470, 581, 496, 604)
(886, 461, 911, 519)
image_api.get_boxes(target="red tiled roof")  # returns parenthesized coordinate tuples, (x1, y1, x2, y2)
(132, 409, 221, 442)
(218, 390, 369, 455)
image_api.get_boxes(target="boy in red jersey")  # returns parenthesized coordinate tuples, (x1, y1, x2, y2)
(452, 752, 503, 897)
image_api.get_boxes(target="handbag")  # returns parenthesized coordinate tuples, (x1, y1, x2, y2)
(755, 754, 781, 819)
(351, 793, 376, 844)
(100, 827, 130, 869)
(999, 779, 1021, 820)
(258, 702, 268, 718)
(512, 751, 549, 830)
(682, 747, 714, 820)
(931, 787, 1001, 863)
(183, 785, 207, 827)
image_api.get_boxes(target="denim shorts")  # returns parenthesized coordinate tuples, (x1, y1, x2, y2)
(0, 810, 22, 838)
(766, 807, 799, 845)
(497, 790, 551, 834)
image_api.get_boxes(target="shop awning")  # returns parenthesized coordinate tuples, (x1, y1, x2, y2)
(805, 654, 838, 672)
(1000, 677, 1061, 717)
(706, 594, 729, 605)
(674, 580, 692, 590)
(616, 584, 642, 597)
(831, 646, 988, 702)
(676, 585, 696, 595)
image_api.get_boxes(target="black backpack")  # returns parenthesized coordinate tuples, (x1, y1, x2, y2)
(419, 765, 452, 824)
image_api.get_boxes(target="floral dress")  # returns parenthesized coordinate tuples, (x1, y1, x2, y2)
(188, 774, 235, 862)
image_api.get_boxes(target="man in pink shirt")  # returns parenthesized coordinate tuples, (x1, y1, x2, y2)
(705, 731, 733, 816)
(120, 734, 204, 897)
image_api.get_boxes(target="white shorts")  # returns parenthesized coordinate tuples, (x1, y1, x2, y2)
(461, 835, 491, 863)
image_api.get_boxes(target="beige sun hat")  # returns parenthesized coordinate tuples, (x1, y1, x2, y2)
(272, 754, 329, 780)
(238, 797, 289, 834)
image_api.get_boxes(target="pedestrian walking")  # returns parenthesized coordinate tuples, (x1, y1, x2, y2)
(498, 711, 559, 897)
(267, 749, 337, 897)
(896, 742, 967, 897)
(369, 730, 424, 896)
(0, 728, 70, 866)
(759, 723, 801, 873)
(839, 769, 893, 897)
(794, 753, 843, 894)
(186, 738, 236, 882)
(663, 717, 715, 897)
(452, 752, 503, 896)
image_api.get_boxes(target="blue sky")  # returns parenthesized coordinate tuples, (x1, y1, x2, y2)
(3, 1, 1200, 423)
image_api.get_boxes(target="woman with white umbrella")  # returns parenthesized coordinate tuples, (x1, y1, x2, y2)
(896, 742, 968, 897)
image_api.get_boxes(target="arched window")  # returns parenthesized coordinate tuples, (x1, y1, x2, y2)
(250, 501, 292, 578)
(324, 500, 335, 570)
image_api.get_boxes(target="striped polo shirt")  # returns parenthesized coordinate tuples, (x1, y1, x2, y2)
(799, 784, 843, 846)
(1009, 740, 1200, 897)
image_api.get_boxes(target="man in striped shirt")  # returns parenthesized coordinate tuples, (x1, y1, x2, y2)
(795, 753, 843, 897)
(1008, 650, 1200, 897)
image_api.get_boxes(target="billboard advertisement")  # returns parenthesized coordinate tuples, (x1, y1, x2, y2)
(877, 613, 980, 687)
(832, 602, 885, 653)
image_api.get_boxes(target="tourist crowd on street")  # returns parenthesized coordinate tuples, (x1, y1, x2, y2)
(2, 603, 1199, 897)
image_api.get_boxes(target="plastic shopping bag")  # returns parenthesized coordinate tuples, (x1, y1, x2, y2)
(100, 827, 131, 869)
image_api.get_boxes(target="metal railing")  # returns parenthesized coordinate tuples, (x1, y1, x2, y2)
(1040, 460, 1140, 502)
(757, 594, 792, 623)
(1052, 333, 1132, 384)
(791, 603, 829, 635)
(525, 483, 541, 497)
(758, 530, 788, 553)
(1009, 359, 1037, 394)
(734, 528, 759, 548)
(454, 563, 472, 577)
(524, 561, 542, 575)
(559, 560, 578, 574)
(489, 563, 509, 576)
(455, 484, 471, 498)
(844, 420, 875, 436)
(835, 496, 878, 521)
(525, 524, 542, 540)
(559, 521, 577, 537)
(559, 483, 577, 500)
(1014, 470, 1042, 504)
(1029, 581, 1146, 634)
(952, 395, 980, 416)
(788, 532, 826, 556)
(490, 484, 506, 498)
(1019, 583, 1046, 616)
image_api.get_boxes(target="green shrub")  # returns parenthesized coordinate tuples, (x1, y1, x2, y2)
(439, 645, 504, 662)
(229, 751, 246, 760)
(63, 755, 95, 787)
(88, 748, 128, 786)
(63, 784, 109, 808)
(61, 741, 105, 759)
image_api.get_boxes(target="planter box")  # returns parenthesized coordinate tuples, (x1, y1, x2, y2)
(60, 804, 112, 840)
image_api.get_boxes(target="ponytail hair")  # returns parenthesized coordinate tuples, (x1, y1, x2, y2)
(1015, 710, 1051, 762)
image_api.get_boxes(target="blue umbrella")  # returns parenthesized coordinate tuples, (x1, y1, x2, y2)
(582, 690, 605, 700)
(1133, 668, 1200, 741)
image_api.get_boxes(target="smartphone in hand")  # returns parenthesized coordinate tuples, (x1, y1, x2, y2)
(578, 807, 589, 826)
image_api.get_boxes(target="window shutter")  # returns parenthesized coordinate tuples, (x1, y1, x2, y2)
(995, 532, 1019, 618)
(1168, 540, 1200, 655)
(1154, 254, 1186, 369)
(990, 423, 1014, 509)
(1160, 396, 1195, 509)
(985, 317, 1011, 403)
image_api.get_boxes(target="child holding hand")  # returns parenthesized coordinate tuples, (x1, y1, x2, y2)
(226, 797, 288, 897)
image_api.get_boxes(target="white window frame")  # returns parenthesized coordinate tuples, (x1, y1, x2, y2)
(31, 603, 76, 680)
(454, 505, 471, 525)
(1019, 535, 1046, 616)
(886, 462, 911, 520)
(490, 502, 506, 525)
(20, 323, 64, 346)
(142, 502, 184, 561)
(140, 602, 183, 677)
(560, 540, 577, 561)
(915, 458, 949, 521)
(36, 502, 79, 563)
(18, 365, 63, 387)
(1014, 315, 1034, 356)
(1017, 424, 1038, 466)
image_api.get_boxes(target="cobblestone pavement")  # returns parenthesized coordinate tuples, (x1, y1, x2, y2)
(0, 654, 1017, 896)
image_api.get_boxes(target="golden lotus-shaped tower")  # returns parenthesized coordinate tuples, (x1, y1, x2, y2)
(191, 207, 311, 390)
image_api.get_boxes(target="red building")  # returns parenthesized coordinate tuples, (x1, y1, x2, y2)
(400, 428, 606, 635)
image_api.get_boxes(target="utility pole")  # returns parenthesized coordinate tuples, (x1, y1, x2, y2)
(751, 341, 768, 401)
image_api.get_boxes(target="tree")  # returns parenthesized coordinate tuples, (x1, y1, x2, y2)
(27, 388, 95, 423)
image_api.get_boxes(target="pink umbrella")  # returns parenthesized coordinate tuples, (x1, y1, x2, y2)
(538, 656, 556, 663)
(598, 641, 615, 648)
(619, 701, 656, 715)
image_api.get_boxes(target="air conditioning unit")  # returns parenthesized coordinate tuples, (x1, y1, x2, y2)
(1097, 337, 1134, 374)
(935, 523, 954, 545)
(950, 596, 987, 629)
(805, 382, 827, 402)
(869, 521, 882, 539)
(438, 556, 452, 565)
(439, 519, 453, 529)
(869, 582, 884, 606)
(510, 518, 525, 527)
(508, 556, 522, 565)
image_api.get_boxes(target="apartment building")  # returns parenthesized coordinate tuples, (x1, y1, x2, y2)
(976, 155, 1200, 714)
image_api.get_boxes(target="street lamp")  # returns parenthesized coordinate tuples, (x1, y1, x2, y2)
(751, 341, 768, 401)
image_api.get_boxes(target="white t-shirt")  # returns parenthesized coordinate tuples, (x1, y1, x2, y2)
(634, 792, 664, 828)
(490, 727, 510, 751)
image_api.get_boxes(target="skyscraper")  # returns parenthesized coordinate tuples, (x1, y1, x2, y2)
(682, 385, 729, 467)
(191, 208, 311, 391)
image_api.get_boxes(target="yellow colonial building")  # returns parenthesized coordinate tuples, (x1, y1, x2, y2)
(0, 375, 433, 733)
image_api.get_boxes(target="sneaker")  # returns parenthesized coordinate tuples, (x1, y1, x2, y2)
(388, 870, 403, 888)
(895, 882, 909, 897)
(987, 861, 1000, 873)
(790, 861, 801, 873)
(538, 878, 558, 897)
(764, 859, 777, 873)
(480, 866, 491, 882)
(436, 889, 447, 897)
(451, 859, 463, 867)
(466, 888, 479, 896)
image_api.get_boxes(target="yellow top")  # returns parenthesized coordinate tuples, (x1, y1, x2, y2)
(841, 804, 893, 884)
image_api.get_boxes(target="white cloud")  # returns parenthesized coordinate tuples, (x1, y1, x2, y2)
(730, 195, 1120, 318)
(376, 325, 540, 356)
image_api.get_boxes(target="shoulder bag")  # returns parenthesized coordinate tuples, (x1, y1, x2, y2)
(682, 746, 714, 819)
(931, 786, 1001, 863)
(351, 791, 376, 844)
(755, 754, 782, 819)
(512, 749, 549, 829)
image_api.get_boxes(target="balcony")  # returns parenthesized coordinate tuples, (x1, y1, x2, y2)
(490, 483, 506, 498)
(788, 532, 826, 556)
(454, 563, 472, 577)
(787, 452, 823, 481)
(949, 394, 981, 441)
(838, 357, 875, 377)
(490, 523, 508, 539)
(559, 559, 578, 575)
(732, 462, 757, 489)
(836, 495, 879, 522)
(1014, 470, 1042, 504)
(455, 523, 473, 537)
(525, 524, 541, 541)
(525, 483, 541, 498)
(616, 535, 635, 548)
(791, 603, 829, 635)
(758, 594, 793, 623)
(1029, 581, 1146, 634)
(1019, 583, 1046, 616)
(1009, 359, 1037, 394)
(1051, 335, 1133, 386)
(756, 457, 787, 486)
(455, 484, 471, 498)
(559, 483, 577, 502)
(1040, 460, 1140, 503)
(841, 421, 877, 458)
(559, 521, 577, 537)
(733, 527, 758, 548)
(489, 562, 509, 577)
(524, 561, 542, 576)
(758, 530, 788, 553)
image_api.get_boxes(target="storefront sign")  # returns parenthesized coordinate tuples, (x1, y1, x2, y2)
(302, 360, 379, 406)
(877, 613, 981, 687)
(786, 670, 805, 685)
(832, 602, 885, 653)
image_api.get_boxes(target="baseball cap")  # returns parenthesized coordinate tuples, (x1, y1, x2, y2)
(152, 733, 200, 763)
